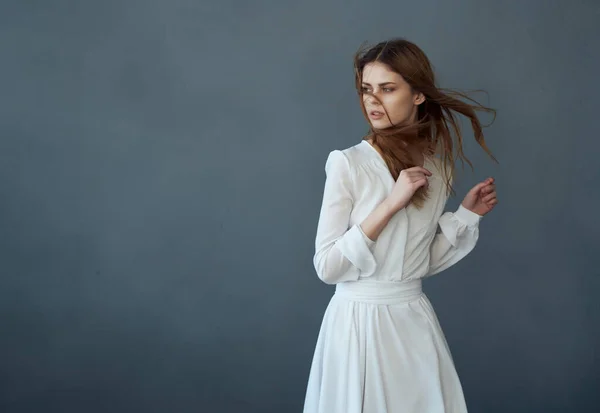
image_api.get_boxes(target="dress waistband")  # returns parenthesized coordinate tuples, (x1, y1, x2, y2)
(334, 279, 423, 305)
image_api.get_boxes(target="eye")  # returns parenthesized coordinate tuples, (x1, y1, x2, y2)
(383, 87, 395, 92)
(360, 86, 371, 93)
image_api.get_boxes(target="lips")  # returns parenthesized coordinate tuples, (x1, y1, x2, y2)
(368, 110, 385, 119)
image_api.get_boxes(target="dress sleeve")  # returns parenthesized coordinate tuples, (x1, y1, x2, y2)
(312, 150, 377, 284)
(426, 204, 482, 276)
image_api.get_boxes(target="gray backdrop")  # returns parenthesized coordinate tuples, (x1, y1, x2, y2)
(1, 0, 598, 412)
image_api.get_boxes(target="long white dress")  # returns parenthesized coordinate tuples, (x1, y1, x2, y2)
(303, 140, 482, 413)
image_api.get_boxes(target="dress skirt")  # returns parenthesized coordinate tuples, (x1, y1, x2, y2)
(303, 279, 468, 413)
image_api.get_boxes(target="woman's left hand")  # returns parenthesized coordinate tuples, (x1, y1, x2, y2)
(461, 177, 498, 216)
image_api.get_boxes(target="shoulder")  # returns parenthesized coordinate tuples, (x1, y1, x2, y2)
(324, 141, 369, 172)
(427, 156, 456, 184)
(425, 156, 454, 200)
(426, 156, 444, 176)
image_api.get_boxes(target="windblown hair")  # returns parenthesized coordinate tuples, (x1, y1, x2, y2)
(354, 38, 497, 207)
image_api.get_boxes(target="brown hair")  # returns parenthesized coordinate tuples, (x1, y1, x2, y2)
(353, 38, 497, 207)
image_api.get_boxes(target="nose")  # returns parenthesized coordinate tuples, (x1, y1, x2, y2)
(364, 92, 381, 106)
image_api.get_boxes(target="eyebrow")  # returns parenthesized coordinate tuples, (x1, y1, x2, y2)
(361, 82, 397, 86)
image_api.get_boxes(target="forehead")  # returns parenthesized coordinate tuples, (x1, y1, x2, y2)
(362, 62, 403, 83)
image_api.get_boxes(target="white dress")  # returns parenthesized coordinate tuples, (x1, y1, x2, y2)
(303, 140, 482, 413)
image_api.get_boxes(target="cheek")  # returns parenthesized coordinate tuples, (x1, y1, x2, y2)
(385, 94, 414, 118)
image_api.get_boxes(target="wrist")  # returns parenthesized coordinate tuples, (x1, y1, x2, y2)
(382, 198, 403, 216)
(455, 204, 482, 226)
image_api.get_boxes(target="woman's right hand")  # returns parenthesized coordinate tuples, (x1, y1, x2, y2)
(385, 166, 432, 213)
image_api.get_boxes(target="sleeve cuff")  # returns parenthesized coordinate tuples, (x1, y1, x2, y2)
(356, 223, 376, 247)
(336, 224, 377, 277)
(454, 205, 482, 227)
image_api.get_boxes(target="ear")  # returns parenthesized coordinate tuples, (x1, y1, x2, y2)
(414, 92, 426, 105)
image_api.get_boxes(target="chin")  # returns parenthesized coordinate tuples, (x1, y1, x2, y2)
(370, 119, 393, 129)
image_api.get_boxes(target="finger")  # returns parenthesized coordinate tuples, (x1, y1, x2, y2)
(405, 171, 428, 180)
(469, 182, 488, 194)
(481, 185, 495, 195)
(405, 166, 432, 176)
(412, 178, 428, 189)
(482, 192, 496, 203)
(409, 175, 429, 185)
(470, 178, 495, 194)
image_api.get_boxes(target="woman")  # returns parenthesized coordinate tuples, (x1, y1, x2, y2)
(303, 39, 498, 413)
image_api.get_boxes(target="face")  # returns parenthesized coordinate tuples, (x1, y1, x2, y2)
(361, 61, 425, 129)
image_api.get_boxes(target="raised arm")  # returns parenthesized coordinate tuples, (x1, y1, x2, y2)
(426, 205, 482, 276)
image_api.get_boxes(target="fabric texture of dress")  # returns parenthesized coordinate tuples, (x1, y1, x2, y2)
(303, 140, 482, 413)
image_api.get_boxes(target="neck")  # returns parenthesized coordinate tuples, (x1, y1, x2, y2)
(366, 137, 428, 167)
